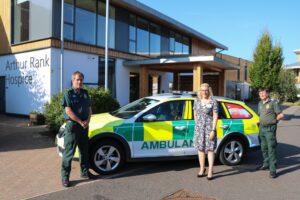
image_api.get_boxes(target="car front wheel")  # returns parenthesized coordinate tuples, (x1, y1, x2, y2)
(90, 140, 125, 175)
(219, 138, 245, 166)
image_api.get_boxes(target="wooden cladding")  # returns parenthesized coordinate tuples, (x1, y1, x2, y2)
(191, 38, 215, 56)
(2, 37, 148, 61)
(0, 0, 11, 54)
(217, 53, 251, 83)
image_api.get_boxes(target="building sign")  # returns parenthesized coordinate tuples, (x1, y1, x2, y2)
(0, 49, 51, 115)
(5, 54, 50, 87)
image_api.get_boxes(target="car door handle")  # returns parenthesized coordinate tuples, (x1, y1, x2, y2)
(219, 125, 229, 129)
(174, 126, 187, 131)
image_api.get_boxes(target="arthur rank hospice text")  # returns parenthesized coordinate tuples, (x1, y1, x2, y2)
(5, 54, 50, 87)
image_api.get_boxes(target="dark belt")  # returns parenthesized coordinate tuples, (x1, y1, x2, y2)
(260, 123, 276, 127)
(67, 120, 78, 125)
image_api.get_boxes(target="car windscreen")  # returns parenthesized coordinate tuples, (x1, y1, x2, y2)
(110, 98, 159, 119)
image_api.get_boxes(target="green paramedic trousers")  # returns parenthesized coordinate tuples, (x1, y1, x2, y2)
(61, 121, 89, 179)
(259, 124, 277, 172)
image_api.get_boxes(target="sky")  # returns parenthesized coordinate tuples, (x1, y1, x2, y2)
(138, 0, 300, 65)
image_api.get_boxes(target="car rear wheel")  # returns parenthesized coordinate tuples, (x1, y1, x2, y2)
(90, 140, 125, 175)
(219, 138, 245, 166)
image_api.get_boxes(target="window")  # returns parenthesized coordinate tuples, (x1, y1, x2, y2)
(64, 0, 74, 40)
(98, 57, 116, 97)
(169, 31, 175, 55)
(75, 0, 96, 45)
(174, 33, 183, 55)
(97, 1, 115, 48)
(182, 36, 190, 55)
(111, 98, 159, 119)
(139, 101, 185, 122)
(129, 14, 137, 53)
(64, 0, 74, 23)
(13, 0, 52, 44)
(137, 17, 149, 56)
(149, 23, 161, 57)
(218, 102, 227, 119)
(244, 64, 248, 81)
(224, 103, 252, 119)
(13, 0, 30, 43)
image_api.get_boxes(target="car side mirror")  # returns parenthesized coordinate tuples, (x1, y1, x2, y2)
(143, 114, 157, 122)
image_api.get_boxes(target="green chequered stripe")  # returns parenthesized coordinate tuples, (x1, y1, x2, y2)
(172, 121, 188, 140)
(186, 120, 195, 139)
(114, 123, 133, 141)
(133, 122, 144, 141)
(222, 119, 244, 135)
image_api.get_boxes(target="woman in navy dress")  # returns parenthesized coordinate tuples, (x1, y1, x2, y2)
(193, 83, 218, 180)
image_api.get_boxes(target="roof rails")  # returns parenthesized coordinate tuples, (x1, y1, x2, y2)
(172, 91, 197, 97)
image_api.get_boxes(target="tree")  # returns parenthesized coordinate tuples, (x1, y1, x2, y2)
(277, 69, 297, 102)
(250, 31, 283, 92)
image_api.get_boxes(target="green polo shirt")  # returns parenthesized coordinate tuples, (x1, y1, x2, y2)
(62, 88, 91, 121)
(258, 98, 282, 126)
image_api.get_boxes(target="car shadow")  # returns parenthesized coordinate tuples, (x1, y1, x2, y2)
(99, 142, 300, 180)
(282, 114, 300, 121)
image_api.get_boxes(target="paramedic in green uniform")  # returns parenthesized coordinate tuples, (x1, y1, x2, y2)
(256, 88, 284, 178)
(61, 71, 92, 187)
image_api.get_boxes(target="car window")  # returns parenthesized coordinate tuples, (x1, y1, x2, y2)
(191, 100, 226, 119)
(218, 102, 227, 119)
(138, 101, 185, 122)
(110, 98, 159, 119)
(224, 102, 252, 119)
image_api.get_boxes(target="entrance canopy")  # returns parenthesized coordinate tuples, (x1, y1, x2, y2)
(124, 55, 239, 71)
(123, 55, 240, 98)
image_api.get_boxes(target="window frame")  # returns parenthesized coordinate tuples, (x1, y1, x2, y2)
(136, 100, 186, 122)
(223, 102, 253, 119)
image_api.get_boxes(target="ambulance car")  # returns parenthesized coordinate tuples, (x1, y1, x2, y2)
(56, 93, 259, 174)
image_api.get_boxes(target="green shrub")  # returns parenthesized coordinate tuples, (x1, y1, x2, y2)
(44, 92, 65, 133)
(87, 87, 120, 114)
(44, 87, 120, 133)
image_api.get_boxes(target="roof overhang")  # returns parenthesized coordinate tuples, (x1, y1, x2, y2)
(111, 0, 228, 50)
(285, 62, 300, 69)
(123, 55, 240, 71)
(293, 49, 300, 54)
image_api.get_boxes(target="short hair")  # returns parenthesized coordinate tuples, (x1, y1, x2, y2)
(72, 71, 84, 80)
(258, 88, 269, 93)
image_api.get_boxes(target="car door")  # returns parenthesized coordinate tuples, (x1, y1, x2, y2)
(222, 102, 259, 145)
(132, 100, 187, 158)
(184, 100, 227, 155)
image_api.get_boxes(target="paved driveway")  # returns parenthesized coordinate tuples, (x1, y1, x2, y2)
(0, 115, 83, 200)
(1, 105, 300, 200)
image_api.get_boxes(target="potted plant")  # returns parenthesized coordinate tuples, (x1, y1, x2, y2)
(29, 111, 45, 125)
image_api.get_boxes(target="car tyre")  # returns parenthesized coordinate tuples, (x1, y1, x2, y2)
(219, 137, 245, 166)
(90, 140, 125, 175)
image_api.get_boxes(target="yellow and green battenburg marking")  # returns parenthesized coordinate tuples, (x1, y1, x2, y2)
(88, 103, 258, 143)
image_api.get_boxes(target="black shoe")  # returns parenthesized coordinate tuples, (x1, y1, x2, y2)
(256, 165, 269, 171)
(197, 168, 206, 178)
(81, 173, 90, 179)
(269, 171, 277, 178)
(206, 176, 213, 181)
(81, 172, 97, 179)
(62, 178, 70, 187)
